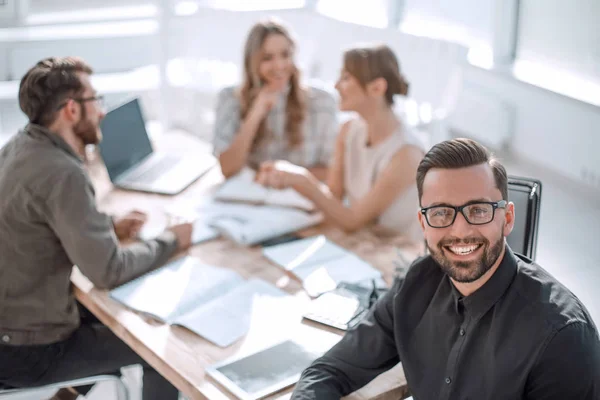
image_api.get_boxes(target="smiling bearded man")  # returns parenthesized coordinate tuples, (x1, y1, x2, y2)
(290, 138, 600, 400)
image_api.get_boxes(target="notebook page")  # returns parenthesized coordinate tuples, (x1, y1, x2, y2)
(262, 235, 348, 271)
(214, 168, 268, 203)
(264, 187, 314, 211)
(299, 253, 382, 297)
(110, 257, 244, 322)
(173, 278, 291, 347)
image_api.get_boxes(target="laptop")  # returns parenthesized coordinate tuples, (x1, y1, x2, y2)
(99, 98, 216, 195)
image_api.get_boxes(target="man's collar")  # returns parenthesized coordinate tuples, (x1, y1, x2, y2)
(23, 123, 83, 163)
(449, 246, 518, 320)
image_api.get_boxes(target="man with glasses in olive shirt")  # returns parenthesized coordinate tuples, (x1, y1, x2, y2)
(0, 57, 193, 400)
(292, 138, 600, 399)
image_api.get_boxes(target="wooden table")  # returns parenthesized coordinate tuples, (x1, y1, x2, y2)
(73, 133, 421, 400)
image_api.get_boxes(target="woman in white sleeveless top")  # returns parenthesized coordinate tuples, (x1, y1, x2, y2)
(256, 44, 425, 241)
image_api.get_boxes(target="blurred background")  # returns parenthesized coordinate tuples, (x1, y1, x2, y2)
(0, 0, 598, 341)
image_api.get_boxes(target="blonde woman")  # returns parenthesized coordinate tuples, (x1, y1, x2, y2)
(256, 44, 426, 241)
(213, 19, 337, 180)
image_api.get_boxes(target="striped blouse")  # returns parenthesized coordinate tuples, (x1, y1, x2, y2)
(212, 85, 338, 168)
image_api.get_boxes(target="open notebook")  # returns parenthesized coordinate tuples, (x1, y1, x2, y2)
(109, 256, 290, 347)
(263, 235, 381, 296)
(215, 168, 315, 211)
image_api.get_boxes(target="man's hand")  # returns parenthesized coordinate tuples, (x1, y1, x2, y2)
(113, 210, 147, 241)
(167, 222, 193, 251)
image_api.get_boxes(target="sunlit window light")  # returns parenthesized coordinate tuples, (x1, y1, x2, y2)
(188, 0, 305, 12)
(0, 19, 158, 41)
(25, 5, 158, 25)
(174, 1, 200, 16)
(316, 0, 388, 28)
(401, 13, 493, 69)
(513, 60, 600, 107)
(467, 46, 493, 70)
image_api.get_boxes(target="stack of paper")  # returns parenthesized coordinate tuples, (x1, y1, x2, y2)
(141, 198, 322, 246)
(180, 199, 323, 246)
(263, 235, 381, 296)
(215, 168, 315, 211)
(110, 256, 291, 347)
(206, 203, 323, 246)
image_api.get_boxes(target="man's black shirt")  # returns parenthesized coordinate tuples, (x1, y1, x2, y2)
(292, 248, 600, 399)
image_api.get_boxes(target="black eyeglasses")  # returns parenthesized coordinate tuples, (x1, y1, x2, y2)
(56, 95, 105, 111)
(420, 200, 508, 228)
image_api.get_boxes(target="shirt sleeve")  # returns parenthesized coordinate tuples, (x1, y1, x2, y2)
(291, 278, 401, 400)
(212, 87, 242, 157)
(45, 168, 178, 290)
(315, 91, 338, 166)
(525, 321, 600, 399)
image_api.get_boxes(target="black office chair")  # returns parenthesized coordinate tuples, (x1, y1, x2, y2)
(506, 176, 542, 260)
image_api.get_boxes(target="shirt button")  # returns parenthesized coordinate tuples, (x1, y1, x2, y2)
(460, 328, 466, 336)
(445, 377, 452, 384)
(1, 334, 10, 343)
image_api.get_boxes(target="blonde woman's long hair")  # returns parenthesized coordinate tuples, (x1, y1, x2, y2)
(239, 19, 306, 150)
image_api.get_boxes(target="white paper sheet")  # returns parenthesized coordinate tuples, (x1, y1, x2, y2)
(263, 236, 381, 296)
(173, 278, 290, 347)
(110, 257, 244, 321)
(262, 235, 347, 271)
(138, 217, 220, 244)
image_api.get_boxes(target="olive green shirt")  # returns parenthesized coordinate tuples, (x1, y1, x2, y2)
(0, 124, 178, 345)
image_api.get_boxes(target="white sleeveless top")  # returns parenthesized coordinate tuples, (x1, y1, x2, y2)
(343, 118, 425, 242)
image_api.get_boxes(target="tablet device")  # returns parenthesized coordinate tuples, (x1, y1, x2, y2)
(206, 339, 325, 400)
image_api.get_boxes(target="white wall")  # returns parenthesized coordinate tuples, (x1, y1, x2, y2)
(518, 0, 600, 83)
(456, 64, 600, 189)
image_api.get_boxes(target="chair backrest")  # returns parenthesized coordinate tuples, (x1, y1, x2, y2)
(506, 176, 542, 260)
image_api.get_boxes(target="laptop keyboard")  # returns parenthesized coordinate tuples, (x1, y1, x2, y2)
(124, 156, 179, 184)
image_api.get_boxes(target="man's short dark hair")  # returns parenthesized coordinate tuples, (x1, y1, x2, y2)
(416, 138, 508, 203)
(19, 56, 93, 127)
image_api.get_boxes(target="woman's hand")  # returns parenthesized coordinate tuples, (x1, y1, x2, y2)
(249, 87, 280, 119)
(255, 160, 310, 190)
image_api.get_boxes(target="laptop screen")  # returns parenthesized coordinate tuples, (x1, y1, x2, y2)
(99, 98, 153, 181)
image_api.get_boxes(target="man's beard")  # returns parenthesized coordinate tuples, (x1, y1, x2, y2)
(73, 106, 100, 145)
(427, 233, 505, 283)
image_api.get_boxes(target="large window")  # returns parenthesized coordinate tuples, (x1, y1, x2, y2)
(315, 0, 389, 28)
(194, 0, 304, 11)
(0, 0, 15, 20)
(517, 0, 600, 83)
(25, 0, 157, 24)
(29, 0, 155, 14)
(399, 0, 494, 51)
